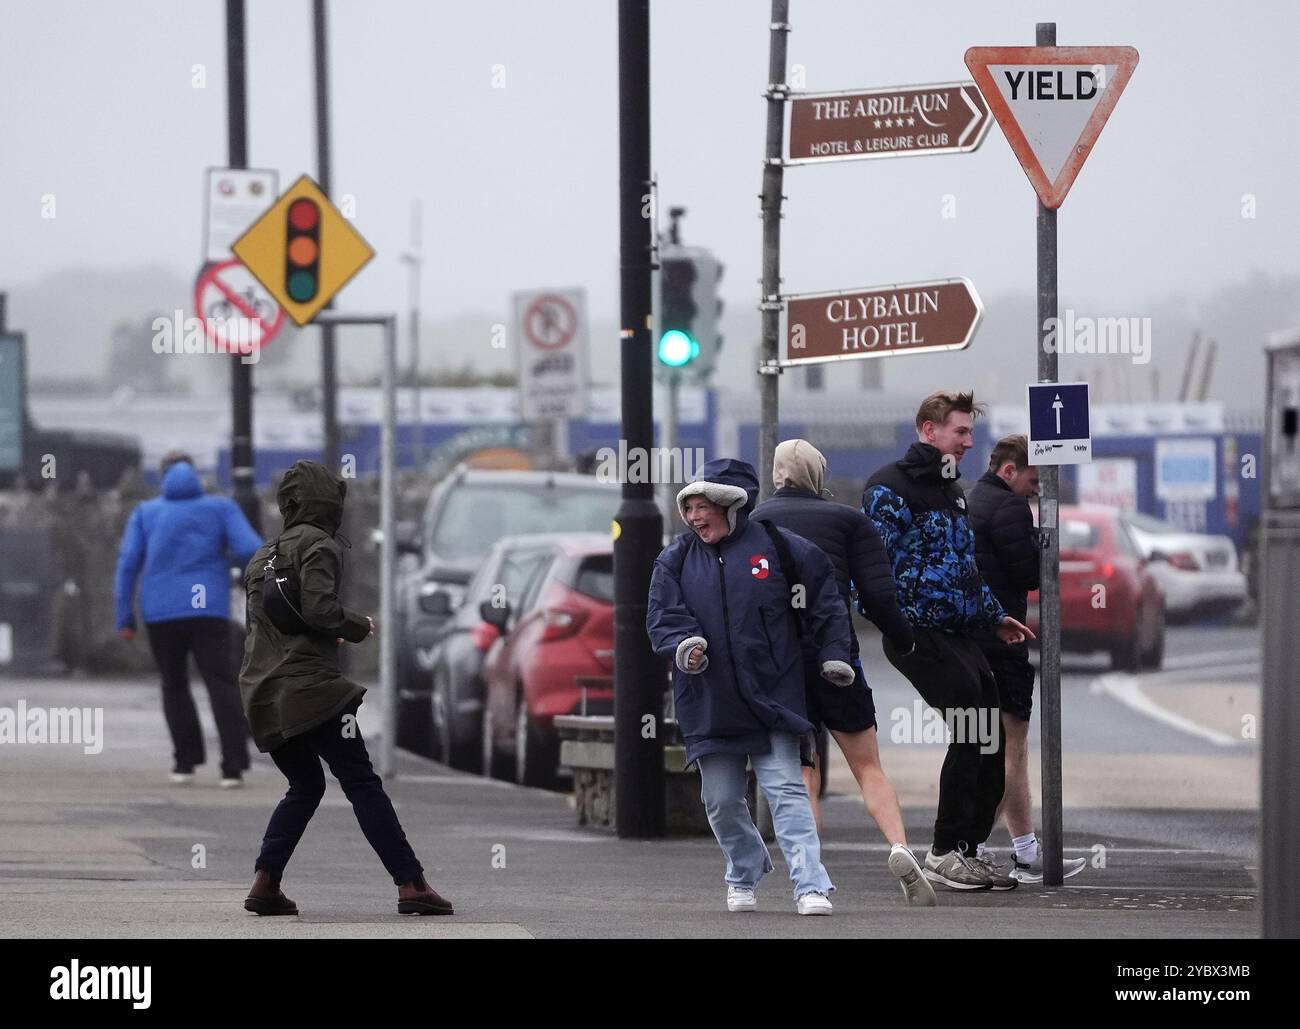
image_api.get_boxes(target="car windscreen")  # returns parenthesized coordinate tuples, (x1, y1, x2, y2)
(1060, 519, 1100, 552)
(570, 555, 614, 603)
(1125, 512, 1177, 535)
(428, 483, 617, 562)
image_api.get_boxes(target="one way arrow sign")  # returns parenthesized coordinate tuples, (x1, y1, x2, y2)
(1028, 382, 1091, 466)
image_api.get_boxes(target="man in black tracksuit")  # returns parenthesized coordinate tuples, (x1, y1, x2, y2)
(752, 439, 936, 907)
(969, 434, 1085, 883)
(863, 391, 1034, 892)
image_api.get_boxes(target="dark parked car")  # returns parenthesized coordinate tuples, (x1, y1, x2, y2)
(394, 466, 618, 753)
(481, 534, 615, 788)
(421, 534, 561, 770)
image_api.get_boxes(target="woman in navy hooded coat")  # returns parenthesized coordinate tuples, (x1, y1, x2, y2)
(647, 458, 855, 915)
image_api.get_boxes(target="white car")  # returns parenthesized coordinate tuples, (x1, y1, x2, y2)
(1122, 512, 1247, 623)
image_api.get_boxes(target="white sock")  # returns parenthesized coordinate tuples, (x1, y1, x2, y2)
(1013, 833, 1039, 864)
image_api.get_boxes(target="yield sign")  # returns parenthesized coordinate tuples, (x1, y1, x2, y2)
(964, 46, 1138, 209)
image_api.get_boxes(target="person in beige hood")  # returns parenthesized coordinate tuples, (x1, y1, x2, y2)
(752, 440, 936, 906)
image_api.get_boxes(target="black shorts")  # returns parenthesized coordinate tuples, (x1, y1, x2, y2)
(982, 642, 1035, 722)
(804, 656, 877, 734)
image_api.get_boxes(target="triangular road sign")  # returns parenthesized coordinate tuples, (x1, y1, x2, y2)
(964, 46, 1138, 209)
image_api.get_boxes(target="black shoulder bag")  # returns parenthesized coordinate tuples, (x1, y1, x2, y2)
(261, 536, 310, 635)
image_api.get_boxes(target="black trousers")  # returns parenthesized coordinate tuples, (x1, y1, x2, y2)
(145, 617, 250, 777)
(884, 628, 1005, 855)
(255, 703, 424, 886)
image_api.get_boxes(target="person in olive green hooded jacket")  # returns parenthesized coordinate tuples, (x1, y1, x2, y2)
(239, 460, 453, 917)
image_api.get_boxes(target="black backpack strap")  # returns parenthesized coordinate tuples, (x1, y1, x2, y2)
(753, 518, 806, 640)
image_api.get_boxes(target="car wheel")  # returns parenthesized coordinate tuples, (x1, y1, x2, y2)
(514, 691, 559, 789)
(1140, 604, 1166, 670)
(1110, 631, 1141, 672)
(481, 700, 509, 781)
(433, 668, 480, 772)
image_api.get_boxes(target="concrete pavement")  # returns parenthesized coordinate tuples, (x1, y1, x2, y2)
(0, 675, 1259, 938)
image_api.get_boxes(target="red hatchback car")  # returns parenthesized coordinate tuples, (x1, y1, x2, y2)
(480, 534, 614, 787)
(1027, 505, 1165, 671)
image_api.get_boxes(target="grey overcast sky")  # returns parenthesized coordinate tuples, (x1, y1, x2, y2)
(3, 0, 1299, 397)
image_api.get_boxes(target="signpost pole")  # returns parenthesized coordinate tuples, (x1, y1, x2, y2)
(313, 0, 340, 476)
(758, 0, 790, 506)
(314, 312, 398, 778)
(1035, 20, 1065, 889)
(380, 313, 398, 780)
(225, 0, 259, 531)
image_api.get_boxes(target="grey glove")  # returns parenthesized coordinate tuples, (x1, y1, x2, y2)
(675, 636, 708, 674)
(820, 660, 855, 688)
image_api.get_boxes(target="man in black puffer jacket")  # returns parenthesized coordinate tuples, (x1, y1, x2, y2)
(753, 439, 935, 907)
(969, 434, 1084, 883)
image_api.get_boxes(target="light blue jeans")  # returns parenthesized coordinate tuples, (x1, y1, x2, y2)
(697, 731, 834, 899)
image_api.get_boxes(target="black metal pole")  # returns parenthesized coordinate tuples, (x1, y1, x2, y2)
(313, 0, 340, 474)
(226, 0, 259, 530)
(1036, 19, 1064, 888)
(614, 0, 665, 838)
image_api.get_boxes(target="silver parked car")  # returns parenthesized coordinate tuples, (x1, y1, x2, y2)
(1122, 512, 1247, 623)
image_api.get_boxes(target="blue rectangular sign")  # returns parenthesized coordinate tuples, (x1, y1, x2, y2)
(1027, 382, 1091, 465)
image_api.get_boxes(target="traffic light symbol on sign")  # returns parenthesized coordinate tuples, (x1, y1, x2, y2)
(285, 198, 321, 304)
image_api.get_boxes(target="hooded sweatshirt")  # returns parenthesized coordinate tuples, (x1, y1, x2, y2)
(113, 461, 262, 629)
(238, 460, 372, 752)
(753, 439, 913, 655)
(645, 458, 852, 764)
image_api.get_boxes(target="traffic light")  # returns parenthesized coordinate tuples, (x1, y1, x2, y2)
(658, 256, 699, 369)
(656, 246, 724, 382)
(285, 197, 321, 304)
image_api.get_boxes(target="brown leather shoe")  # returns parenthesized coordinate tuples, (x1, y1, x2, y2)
(397, 877, 454, 915)
(244, 869, 299, 916)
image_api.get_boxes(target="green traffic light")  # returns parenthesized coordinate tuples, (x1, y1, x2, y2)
(658, 329, 698, 367)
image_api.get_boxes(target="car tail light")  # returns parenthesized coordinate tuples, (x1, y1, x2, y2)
(1100, 562, 1115, 580)
(1167, 552, 1199, 571)
(541, 607, 587, 642)
(471, 622, 500, 653)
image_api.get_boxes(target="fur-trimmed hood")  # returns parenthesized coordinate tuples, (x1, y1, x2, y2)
(675, 458, 759, 537)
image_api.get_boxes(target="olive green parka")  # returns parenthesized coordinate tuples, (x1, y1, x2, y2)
(239, 460, 371, 752)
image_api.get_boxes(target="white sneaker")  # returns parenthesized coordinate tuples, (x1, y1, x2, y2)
(726, 886, 757, 912)
(796, 891, 832, 916)
(169, 772, 195, 785)
(219, 776, 244, 790)
(1012, 849, 1087, 883)
(888, 844, 938, 907)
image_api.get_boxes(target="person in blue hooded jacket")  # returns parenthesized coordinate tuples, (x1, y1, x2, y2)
(114, 451, 263, 786)
(646, 458, 855, 915)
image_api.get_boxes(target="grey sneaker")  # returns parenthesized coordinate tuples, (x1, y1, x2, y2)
(923, 846, 992, 891)
(1012, 849, 1087, 884)
(971, 849, 1020, 891)
(888, 844, 938, 907)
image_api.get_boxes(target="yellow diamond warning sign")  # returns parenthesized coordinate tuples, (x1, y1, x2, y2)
(231, 174, 375, 326)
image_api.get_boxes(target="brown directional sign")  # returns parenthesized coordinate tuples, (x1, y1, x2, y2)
(781, 279, 983, 366)
(787, 82, 991, 164)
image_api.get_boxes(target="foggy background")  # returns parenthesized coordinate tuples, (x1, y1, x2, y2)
(3, 0, 1298, 406)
